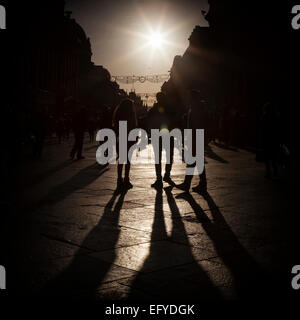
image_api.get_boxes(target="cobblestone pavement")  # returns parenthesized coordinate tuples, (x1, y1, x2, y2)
(16, 136, 290, 300)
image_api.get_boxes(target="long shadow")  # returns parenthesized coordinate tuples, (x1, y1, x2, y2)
(22, 160, 73, 188)
(177, 191, 273, 299)
(127, 187, 222, 300)
(38, 163, 109, 207)
(213, 141, 238, 152)
(40, 189, 128, 298)
(84, 144, 99, 151)
(204, 145, 228, 164)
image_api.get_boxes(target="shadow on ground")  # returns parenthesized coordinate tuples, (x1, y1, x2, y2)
(38, 163, 109, 206)
(40, 189, 128, 298)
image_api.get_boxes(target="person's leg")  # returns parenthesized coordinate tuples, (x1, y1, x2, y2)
(199, 167, 207, 188)
(36, 134, 44, 157)
(177, 130, 198, 191)
(155, 163, 162, 179)
(193, 166, 207, 193)
(39, 134, 45, 157)
(154, 141, 162, 179)
(70, 133, 78, 159)
(152, 138, 163, 188)
(271, 149, 278, 176)
(117, 163, 123, 189)
(176, 164, 194, 191)
(164, 137, 174, 181)
(124, 163, 133, 189)
(272, 160, 278, 176)
(265, 159, 271, 178)
(124, 163, 131, 179)
(77, 133, 84, 159)
(117, 163, 123, 179)
(264, 149, 271, 178)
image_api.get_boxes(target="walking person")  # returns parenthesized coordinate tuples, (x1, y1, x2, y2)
(70, 106, 87, 160)
(147, 92, 176, 189)
(32, 106, 47, 158)
(112, 98, 138, 190)
(260, 102, 280, 179)
(88, 118, 96, 143)
(177, 90, 209, 193)
(55, 117, 64, 144)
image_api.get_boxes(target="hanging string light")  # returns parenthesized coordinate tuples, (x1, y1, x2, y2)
(111, 74, 170, 84)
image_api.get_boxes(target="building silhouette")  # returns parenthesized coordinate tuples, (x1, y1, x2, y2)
(162, 0, 284, 147)
(6, 0, 122, 119)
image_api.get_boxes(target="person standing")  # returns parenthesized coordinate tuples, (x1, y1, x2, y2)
(88, 118, 96, 143)
(260, 102, 280, 179)
(70, 106, 87, 160)
(147, 92, 175, 189)
(32, 106, 47, 158)
(112, 98, 138, 190)
(177, 90, 208, 193)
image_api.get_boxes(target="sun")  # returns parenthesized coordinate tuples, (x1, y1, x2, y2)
(147, 31, 164, 48)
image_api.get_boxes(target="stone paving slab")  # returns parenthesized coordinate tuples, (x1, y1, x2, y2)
(90, 240, 220, 273)
(116, 259, 233, 300)
(16, 139, 290, 299)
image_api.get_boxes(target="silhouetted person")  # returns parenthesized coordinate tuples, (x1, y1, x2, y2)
(233, 110, 244, 147)
(103, 106, 113, 129)
(148, 92, 174, 189)
(260, 102, 280, 179)
(177, 90, 208, 193)
(96, 113, 103, 131)
(32, 107, 47, 158)
(220, 103, 235, 146)
(70, 106, 87, 160)
(112, 98, 138, 190)
(63, 114, 71, 140)
(55, 117, 64, 144)
(87, 118, 96, 143)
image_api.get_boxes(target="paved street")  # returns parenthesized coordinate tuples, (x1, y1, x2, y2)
(15, 136, 290, 300)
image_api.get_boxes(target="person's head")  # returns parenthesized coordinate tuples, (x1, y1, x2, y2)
(129, 92, 136, 101)
(118, 98, 134, 115)
(79, 106, 86, 116)
(156, 92, 166, 106)
(263, 102, 272, 114)
(113, 98, 136, 126)
(189, 89, 205, 110)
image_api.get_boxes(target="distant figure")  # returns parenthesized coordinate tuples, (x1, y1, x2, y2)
(233, 110, 244, 147)
(112, 99, 138, 190)
(87, 118, 96, 143)
(177, 90, 208, 193)
(63, 114, 71, 140)
(103, 106, 113, 129)
(32, 107, 47, 158)
(147, 92, 175, 189)
(70, 106, 87, 160)
(220, 104, 235, 146)
(55, 117, 64, 144)
(260, 102, 280, 179)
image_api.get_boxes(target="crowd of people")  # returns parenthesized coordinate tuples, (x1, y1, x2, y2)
(11, 103, 112, 160)
(11, 91, 291, 188)
(109, 91, 291, 192)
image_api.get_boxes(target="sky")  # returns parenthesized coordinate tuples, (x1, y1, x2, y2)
(65, 0, 209, 103)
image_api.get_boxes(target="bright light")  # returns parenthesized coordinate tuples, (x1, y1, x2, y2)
(147, 31, 164, 48)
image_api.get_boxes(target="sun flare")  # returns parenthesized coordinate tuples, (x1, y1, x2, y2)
(147, 31, 164, 48)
